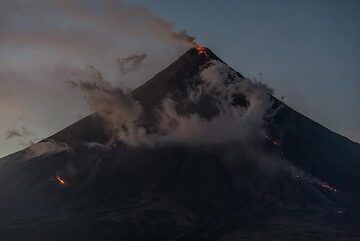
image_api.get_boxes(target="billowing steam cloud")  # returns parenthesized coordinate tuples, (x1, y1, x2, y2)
(66, 65, 145, 145)
(117, 54, 147, 75)
(156, 60, 272, 145)
(68, 59, 272, 146)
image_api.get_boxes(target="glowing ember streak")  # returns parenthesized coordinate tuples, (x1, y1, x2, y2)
(55, 176, 66, 185)
(195, 46, 208, 57)
(318, 182, 337, 192)
(264, 135, 281, 146)
(272, 140, 281, 146)
(295, 175, 338, 193)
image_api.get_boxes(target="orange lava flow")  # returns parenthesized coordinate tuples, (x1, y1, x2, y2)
(195, 46, 208, 57)
(56, 176, 66, 185)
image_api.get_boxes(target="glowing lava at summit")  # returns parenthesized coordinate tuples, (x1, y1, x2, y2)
(195, 45, 208, 58)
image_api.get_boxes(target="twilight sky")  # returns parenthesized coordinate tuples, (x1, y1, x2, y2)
(0, 0, 359, 157)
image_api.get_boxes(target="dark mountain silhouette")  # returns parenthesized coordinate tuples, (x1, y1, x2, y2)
(0, 47, 359, 241)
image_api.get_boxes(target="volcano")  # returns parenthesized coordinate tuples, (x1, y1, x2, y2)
(0, 47, 359, 241)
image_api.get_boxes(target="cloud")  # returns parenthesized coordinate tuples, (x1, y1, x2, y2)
(64, 58, 338, 194)
(117, 54, 147, 75)
(66, 65, 145, 145)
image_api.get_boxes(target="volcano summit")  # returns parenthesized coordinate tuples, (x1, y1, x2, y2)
(0, 47, 359, 241)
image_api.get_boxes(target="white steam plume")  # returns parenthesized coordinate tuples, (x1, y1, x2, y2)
(66, 65, 146, 145)
(156, 60, 272, 145)
(68, 60, 272, 147)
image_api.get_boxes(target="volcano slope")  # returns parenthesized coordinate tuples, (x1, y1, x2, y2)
(0, 47, 359, 241)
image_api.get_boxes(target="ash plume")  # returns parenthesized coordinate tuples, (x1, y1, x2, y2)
(117, 54, 147, 75)
(171, 30, 196, 46)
